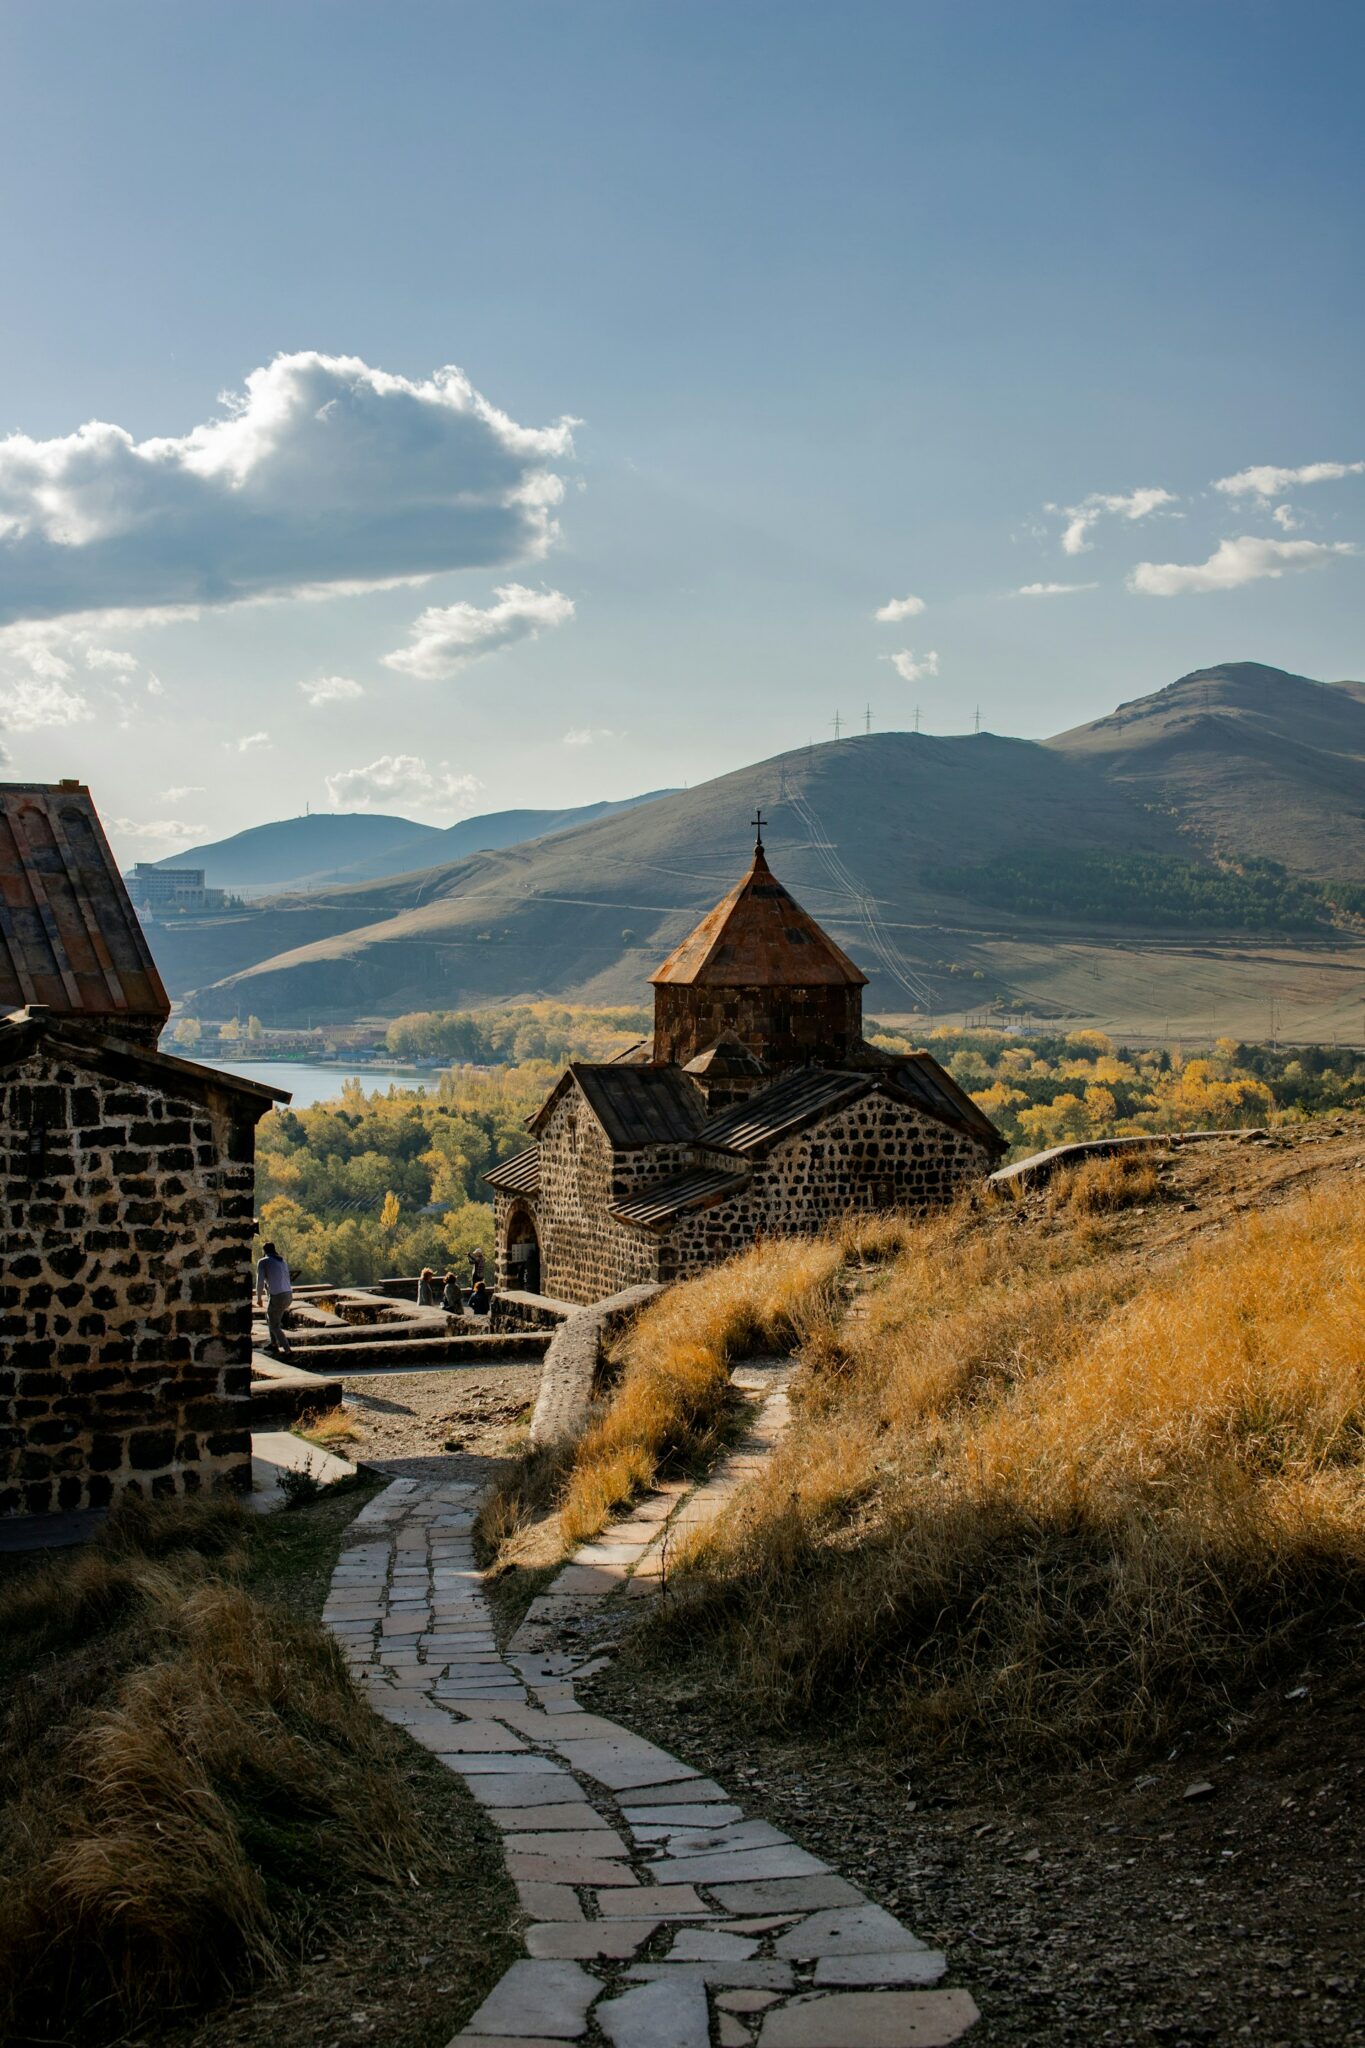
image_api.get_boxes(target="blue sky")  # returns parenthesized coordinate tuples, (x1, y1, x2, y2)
(0, 0, 1360, 861)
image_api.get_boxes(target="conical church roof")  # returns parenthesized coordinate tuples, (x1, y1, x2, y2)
(651, 842, 868, 990)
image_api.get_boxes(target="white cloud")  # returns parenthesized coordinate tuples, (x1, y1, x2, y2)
(82, 645, 138, 674)
(0, 351, 576, 626)
(1050, 486, 1177, 555)
(0, 674, 94, 729)
(299, 674, 364, 708)
(162, 784, 205, 800)
(110, 816, 205, 854)
(873, 593, 925, 622)
(325, 753, 482, 815)
(561, 725, 620, 746)
(1272, 504, 1300, 531)
(1213, 459, 1365, 499)
(1129, 534, 1357, 596)
(885, 648, 939, 683)
(228, 730, 272, 753)
(1013, 581, 1099, 597)
(382, 582, 575, 681)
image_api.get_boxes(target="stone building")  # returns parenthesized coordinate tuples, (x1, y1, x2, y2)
(487, 827, 1005, 1305)
(0, 781, 283, 1521)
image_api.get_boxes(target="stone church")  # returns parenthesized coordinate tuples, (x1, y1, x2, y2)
(0, 780, 283, 1522)
(487, 825, 1005, 1305)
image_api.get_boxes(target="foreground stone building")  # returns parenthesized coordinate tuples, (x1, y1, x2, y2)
(0, 781, 283, 1520)
(488, 826, 1005, 1305)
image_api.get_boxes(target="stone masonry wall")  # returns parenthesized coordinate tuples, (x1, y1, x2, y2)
(657, 1092, 994, 1281)
(0, 1044, 259, 1518)
(496, 1090, 691, 1306)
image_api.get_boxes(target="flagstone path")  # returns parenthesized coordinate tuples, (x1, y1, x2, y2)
(325, 1471, 980, 2047)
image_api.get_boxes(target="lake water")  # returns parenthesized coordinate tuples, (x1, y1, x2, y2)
(200, 1058, 439, 1107)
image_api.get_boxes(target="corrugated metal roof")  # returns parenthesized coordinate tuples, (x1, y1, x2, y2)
(651, 845, 867, 990)
(484, 1145, 541, 1195)
(0, 782, 169, 1028)
(612, 1165, 752, 1228)
(698, 1067, 870, 1154)
(544, 1062, 707, 1149)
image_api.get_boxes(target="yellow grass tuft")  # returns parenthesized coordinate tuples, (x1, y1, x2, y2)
(1045, 1149, 1161, 1216)
(296, 1402, 363, 1448)
(662, 1181, 1365, 1758)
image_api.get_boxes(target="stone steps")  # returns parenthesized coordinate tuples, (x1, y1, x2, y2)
(274, 1330, 553, 1372)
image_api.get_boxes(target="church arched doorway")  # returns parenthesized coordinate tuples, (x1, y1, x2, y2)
(504, 1202, 542, 1295)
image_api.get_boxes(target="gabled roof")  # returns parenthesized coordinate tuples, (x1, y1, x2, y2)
(611, 1164, 752, 1230)
(0, 1007, 287, 1112)
(682, 1034, 766, 1078)
(0, 782, 169, 1029)
(528, 1061, 707, 1149)
(885, 1052, 1007, 1153)
(695, 1054, 1008, 1159)
(484, 1145, 541, 1196)
(697, 1067, 872, 1155)
(651, 844, 867, 990)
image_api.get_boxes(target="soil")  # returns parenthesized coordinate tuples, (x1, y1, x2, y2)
(583, 1643, 1365, 2048)
(338, 1362, 542, 1483)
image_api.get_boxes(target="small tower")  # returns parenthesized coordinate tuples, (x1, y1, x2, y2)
(650, 814, 867, 1072)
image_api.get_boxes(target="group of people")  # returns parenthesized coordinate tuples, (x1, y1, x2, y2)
(253, 1240, 494, 1357)
(417, 1251, 491, 1317)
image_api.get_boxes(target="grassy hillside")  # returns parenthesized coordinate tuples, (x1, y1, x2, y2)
(158, 790, 676, 897)
(607, 1127, 1365, 1761)
(165, 662, 1365, 1029)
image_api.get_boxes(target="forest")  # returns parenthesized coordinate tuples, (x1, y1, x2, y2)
(253, 1003, 1365, 1283)
(923, 848, 1362, 931)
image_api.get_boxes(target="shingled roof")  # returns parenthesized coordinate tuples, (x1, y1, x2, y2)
(651, 843, 867, 990)
(696, 1057, 1008, 1159)
(0, 782, 169, 1031)
(484, 1145, 541, 1196)
(528, 1061, 707, 1149)
(611, 1164, 752, 1229)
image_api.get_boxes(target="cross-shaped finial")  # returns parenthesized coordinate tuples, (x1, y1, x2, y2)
(752, 808, 766, 852)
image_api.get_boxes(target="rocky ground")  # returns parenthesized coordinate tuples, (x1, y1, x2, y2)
(584, 1635, 1364, 2047)
(336, 1363, 542, 1483)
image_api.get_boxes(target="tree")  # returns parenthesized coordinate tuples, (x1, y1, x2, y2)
(219, 1017, 242, 1044)
(246, 1014, 265, 1043)
(379, 1190, 401, 1233)
(172, 1017, 202, 1049)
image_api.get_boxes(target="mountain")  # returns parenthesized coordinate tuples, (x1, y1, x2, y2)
(156, 663, 1365, 1039)
(153, 790, 676, 896)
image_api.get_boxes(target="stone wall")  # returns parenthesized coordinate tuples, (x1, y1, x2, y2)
(0, 1038, 262, 1518)
(658, 1092, 994, 1281)
(653, 981, 862, 1069)
(494, 1088, 685, 1305)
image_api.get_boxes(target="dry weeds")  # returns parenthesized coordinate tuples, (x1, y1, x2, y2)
(0, 1496, 426, 2044)
(659, 1176, 1365, 1758)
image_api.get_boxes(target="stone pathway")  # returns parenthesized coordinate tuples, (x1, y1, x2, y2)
(324, 1473, 979, 2048)
(508, 1360, 796, 1661)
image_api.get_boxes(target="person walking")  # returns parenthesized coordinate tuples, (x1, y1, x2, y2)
(255, 1240, 294, 1356)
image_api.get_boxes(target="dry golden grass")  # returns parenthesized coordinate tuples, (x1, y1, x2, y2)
(0, 1497, 424, 2044)
(661, 1180, 1365, 1758)
(559, 1236, 843, 1547)
(1045, 1150, 1161, 1216)
(296, 1401, 363, 1448)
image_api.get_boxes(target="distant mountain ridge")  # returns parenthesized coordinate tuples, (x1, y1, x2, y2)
(144, 661, 1365, 1035)
(153, 789, 677, 895)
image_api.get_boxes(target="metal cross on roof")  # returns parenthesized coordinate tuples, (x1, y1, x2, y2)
(752, 808, 766, 851)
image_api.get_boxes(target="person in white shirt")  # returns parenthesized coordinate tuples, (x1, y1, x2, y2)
(254, 1241, 294, 1355)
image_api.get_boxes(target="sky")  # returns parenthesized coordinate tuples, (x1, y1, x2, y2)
(0, 0, 1360, 865)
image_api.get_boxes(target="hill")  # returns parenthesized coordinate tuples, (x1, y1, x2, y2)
(153, 790, 675, 896)
(159, 662, 1365, 1036)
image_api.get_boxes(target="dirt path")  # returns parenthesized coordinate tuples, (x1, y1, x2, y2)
(339, 1363, 542, 1484)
